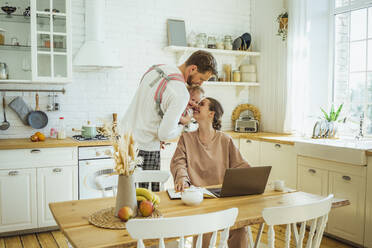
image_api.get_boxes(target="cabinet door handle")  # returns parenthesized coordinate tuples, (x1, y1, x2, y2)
(246, 140, 252, 143)
(342, 175, 351, 181)
(308, 169, 316, 174)
(8, 171, 19, 176)
(53, 168, 62, 173)
(30, 149, 41, 154)
(274, 144, 281, 149)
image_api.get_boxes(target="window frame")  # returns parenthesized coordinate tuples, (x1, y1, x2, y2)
(330, 0, 372, 136)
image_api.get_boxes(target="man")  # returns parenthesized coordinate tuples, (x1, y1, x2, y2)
(121, 50, 217, 191)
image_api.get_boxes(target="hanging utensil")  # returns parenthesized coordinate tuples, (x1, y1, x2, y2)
(0, 96, 10, 130)
(27, 93, 48, 129)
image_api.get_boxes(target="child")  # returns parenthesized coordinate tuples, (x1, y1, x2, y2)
(186, 85, 205, 116)
(184, 85, 205, 132)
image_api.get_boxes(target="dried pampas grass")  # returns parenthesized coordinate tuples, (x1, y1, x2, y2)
(99, 121, 143, 176)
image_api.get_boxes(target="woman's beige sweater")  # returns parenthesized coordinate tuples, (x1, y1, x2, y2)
(170, 130, 250, 186)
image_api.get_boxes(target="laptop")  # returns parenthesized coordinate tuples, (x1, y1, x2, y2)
(207, 166, 272, 198)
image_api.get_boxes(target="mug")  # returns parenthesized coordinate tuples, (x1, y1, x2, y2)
(273, 180, 285, 192)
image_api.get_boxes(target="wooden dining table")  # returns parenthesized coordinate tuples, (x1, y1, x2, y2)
(49, 190, 349, 248)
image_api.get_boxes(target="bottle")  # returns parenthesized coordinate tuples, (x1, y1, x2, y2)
(224, 35, 233, 50)
(57, 117, 66, 139)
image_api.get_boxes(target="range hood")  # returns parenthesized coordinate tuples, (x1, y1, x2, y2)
(73, 0, 122, 70)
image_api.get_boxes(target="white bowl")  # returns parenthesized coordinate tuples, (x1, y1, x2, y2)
(181, 188, 203, 206)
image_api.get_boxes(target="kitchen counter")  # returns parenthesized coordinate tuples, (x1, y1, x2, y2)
(0, 137, 112, 150)
(224, 131, 296, 145)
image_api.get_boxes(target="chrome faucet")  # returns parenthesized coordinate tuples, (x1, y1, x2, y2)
(355, 112, 364, 140)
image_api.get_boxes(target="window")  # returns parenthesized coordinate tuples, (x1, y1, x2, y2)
(333, 0, 372, 135)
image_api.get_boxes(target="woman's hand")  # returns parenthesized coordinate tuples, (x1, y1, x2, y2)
(175, 179, 190, 192)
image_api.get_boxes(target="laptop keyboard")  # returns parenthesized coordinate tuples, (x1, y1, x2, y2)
(208, 188, 222, 197)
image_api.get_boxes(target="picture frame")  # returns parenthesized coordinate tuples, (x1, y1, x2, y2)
(167, 19, 187, 46)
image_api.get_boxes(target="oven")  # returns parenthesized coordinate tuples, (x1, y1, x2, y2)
(78, 146, 115, 199)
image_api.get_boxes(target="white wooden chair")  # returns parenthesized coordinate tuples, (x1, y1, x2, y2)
(95, 170, 171, 197)
(247, 194, 334, 248)
(133, 170, 171, 191)
(126, 208, 238, 248)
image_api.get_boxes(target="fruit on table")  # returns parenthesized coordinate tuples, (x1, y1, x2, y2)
(136, 187, 160, 206)
(117, 206, 133, 222)
(139, 200, 154, 217)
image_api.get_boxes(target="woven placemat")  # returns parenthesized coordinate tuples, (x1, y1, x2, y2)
(88, 207, 162, 229)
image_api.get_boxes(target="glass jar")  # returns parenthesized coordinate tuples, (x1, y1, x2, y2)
(233, 70, 241, 82)
(216, 37, 224, 50)
(41, 34, 50, 48)
(54, 36, 64, 48)
(224, 35, 233, 50)
(207, 36, 216, 49)
(196, 33, 207, 48)
(57, 117, 66, 140)
(187, 31, 197, 47)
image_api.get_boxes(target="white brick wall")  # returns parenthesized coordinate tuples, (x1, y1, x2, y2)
(0, 0, 253, 139)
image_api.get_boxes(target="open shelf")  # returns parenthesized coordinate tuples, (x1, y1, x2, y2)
(0, 44, 66, 53)
(0, 13, 65, 25)
(204, 81, 259, 86)
(164, 45, 260, 57)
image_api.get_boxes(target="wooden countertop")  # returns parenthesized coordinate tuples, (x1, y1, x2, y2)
(224, 131, 296, 145)
(0, 137, 112, 150)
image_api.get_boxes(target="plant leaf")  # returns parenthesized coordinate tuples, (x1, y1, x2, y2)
(334, 103, 343, 121)
(330, 104, 335, 121)
(321, 107, 330, 121)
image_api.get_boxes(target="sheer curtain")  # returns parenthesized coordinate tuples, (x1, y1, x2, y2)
(283, 0, 311, 135)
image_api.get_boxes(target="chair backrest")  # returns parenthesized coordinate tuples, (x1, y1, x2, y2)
(126, 208, 238, 248)
(133, 170, 171, 191)
(95, 170, 171, 197)
(256, 194, 334, 248)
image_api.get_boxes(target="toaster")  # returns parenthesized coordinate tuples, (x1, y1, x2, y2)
(235, 119, 259, 133)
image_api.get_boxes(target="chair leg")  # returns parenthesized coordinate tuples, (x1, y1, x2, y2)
(254, 223, 265, 248)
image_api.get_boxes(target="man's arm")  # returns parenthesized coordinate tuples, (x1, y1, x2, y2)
(158, 85, 189, 141)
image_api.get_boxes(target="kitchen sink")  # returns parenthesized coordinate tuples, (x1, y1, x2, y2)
(294, 137, 372, 165)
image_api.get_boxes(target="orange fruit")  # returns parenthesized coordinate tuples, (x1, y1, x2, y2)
(37, 133, 46, 141)
(30, 135, 39, 142)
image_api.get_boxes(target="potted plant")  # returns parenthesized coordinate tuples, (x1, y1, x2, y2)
(277, 12, 288, 41)
(320, 103, 343, 138)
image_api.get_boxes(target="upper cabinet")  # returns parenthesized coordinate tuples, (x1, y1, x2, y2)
(0, 0, 71, 84)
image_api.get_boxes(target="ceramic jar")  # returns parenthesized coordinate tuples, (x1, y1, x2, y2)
(181, 187, 203, 206)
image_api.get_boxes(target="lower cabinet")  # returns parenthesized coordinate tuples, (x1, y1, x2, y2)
(297, 165, 328, 196)
(239, 139, 261, 166)
(328, 171, 366, 245)
(0, 165, 78, 233)
(260, 142, 297, 189)
(366, 157, 372, 248)
(297, 156, 366, 245)
(0, 169, 37, 232)
(37, 166, 78, 227)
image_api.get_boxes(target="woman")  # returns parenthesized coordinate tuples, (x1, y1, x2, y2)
(170, 97, 250, 248)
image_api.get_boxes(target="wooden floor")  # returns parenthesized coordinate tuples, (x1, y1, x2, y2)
(0, 225, 355, 248)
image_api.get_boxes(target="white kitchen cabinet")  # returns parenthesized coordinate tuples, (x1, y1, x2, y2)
(239, 139, 261, 166)
(260, 142, 297, 189)
(297, 165, 328, 196)
(297, 156, 367, 246)
(37, 166, 78, 227)
(365, 157, 372, 248)
(0, 168, 37, 232)
(0, 0, 71, 84)
(327, 171, 366, 245)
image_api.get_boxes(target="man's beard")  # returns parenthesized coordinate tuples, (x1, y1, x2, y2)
(186, 75, 192, 85)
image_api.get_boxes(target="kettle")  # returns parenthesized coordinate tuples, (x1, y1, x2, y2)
(0, 63, 8, 79)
